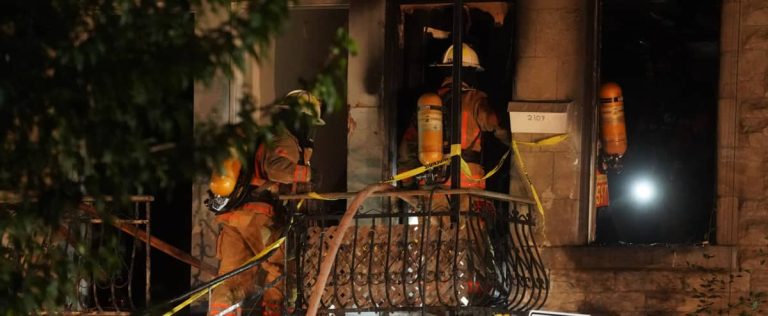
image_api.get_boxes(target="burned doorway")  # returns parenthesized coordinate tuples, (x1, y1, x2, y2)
(273, 6, 349, 211)
(389, 1, 515, 194)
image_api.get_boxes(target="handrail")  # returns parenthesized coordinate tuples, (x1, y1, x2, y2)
(292, 189, 549, 313)
(279, 188, 535, 205)
(79, 203, 218, 276)
(0, 192, 155, 204)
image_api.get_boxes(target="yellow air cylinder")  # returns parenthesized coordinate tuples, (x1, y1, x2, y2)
(209, 158, 242, 197)
(600, 82, 628, 157)
(417, 93, 444, 165)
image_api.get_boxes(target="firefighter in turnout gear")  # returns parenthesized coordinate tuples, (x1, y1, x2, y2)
(207, 90, 323, 316)
(398, 43, 509, 214)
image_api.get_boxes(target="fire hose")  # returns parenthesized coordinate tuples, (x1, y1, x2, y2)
(305, 183, 393, 316)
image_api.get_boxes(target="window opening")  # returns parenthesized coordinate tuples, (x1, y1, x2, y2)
(595, 0, 720, 244)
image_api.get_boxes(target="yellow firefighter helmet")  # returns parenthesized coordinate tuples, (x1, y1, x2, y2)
(284, 89, 325, 126)
(433, 43, 484, 71)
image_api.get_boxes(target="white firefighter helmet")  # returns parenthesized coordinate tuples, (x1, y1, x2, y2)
(432, 43, 484, 71)
(284, 89, 325, 126)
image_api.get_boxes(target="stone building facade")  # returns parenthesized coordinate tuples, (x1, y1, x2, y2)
(192, 0, 768, 314)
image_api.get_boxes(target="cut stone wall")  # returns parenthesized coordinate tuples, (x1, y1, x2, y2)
(731, 0, 768, 313)
(535, 0, 768, 314)
(511, 0, 587, 246)
(541, 246, 741, 314)
(346, 0, 388, 212)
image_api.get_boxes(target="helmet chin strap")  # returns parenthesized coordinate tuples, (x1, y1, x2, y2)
(296, 126, 315, 167)
(294, 116, 317, 149)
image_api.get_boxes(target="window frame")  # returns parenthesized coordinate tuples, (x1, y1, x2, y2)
(586, 0, 730, 245)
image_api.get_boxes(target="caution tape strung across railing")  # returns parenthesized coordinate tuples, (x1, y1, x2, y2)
(384, 144, 463, 183)
(301, 135, 567, 203)
(303, 144, 465, 200)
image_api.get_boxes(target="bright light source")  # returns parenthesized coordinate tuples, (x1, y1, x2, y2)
(631, 178, 657, 204)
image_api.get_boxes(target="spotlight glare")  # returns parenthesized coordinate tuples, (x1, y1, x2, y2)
(631, 178, 656, 204)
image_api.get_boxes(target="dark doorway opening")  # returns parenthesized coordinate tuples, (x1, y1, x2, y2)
(390, 2, 516, 195)
(274, 8, 349, 213)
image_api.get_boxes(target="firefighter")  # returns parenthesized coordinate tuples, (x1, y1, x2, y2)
(398, 43, 509, 215)
(208, 90, 323, 316)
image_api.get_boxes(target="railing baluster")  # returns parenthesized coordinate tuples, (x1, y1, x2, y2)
(417, 198, 428, 309)
(383, 215, 394, 308)
(400, 208, 409, 308)
(367, 217, 378, 308)
(349, 217, 361, 309)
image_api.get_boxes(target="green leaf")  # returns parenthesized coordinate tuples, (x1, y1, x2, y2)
(0, 0, 355, 313)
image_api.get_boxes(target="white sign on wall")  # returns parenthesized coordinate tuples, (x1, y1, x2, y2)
(509, 111, 568, 133)
(508, 101, 572, 134)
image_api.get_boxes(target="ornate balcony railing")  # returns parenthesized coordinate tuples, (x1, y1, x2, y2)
(285, 189, 549, 315)
(0, 195, 154, 314)
(68, 196, 154, 314)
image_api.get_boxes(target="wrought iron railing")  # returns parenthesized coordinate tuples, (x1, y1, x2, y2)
(285, 189, 549, 315)
(64, 196, 153, 314)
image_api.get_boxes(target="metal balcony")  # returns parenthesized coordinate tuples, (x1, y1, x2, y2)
(285, 189, 549, 315)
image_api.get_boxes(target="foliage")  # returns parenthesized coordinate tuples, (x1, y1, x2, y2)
(687, 248, 768, 316)
(0, 0, 354, 313)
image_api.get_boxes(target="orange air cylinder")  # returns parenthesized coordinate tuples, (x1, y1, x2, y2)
(209, 158, 242, 196)
(417, 93, 444, 165)
(599, 82, 627, 157)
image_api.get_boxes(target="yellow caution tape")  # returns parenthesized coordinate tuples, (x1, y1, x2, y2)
(308, 192, 336, 200)
(515, 133, 569, 146)
(459, 149, 511, 182)
(383, 134, 565, 189)
(244, 236, 285, 264)
(164, 286, 214, 316)
(512, 140, 545, 220)
(293, 192, 337, 210)
(450, 143, 461, 156)
(296, 191, 339, 209)
(383, 144, 463, 184)
(511, 134, 569, 224)
(385, 158, 450, 183)
(163, 236, 287, 316)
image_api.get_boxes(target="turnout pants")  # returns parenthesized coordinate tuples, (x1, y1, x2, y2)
(209, 202, 284, 316)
